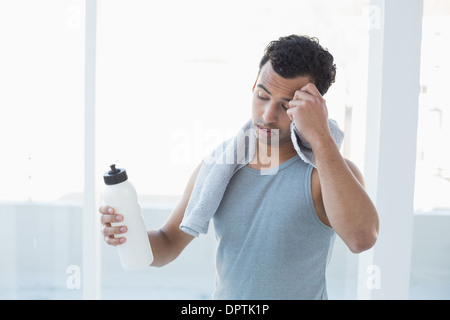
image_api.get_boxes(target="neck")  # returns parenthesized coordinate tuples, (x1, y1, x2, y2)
(249, 140, 297, 170)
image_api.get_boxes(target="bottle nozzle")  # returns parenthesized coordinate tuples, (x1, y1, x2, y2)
(108, 164, 120, 174)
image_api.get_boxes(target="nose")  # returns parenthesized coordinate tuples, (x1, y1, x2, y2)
(262, 101, 278, 124)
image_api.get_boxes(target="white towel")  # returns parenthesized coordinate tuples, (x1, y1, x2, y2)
(179, 118, 344, 237)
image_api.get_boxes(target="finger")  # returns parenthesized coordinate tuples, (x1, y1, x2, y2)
(293, 89, 316, 102)
(101, 212, 124, 225)
(300, 82, 322, 98)
(293, 87, 324, 106)
(104, 235, 126, 246)
(286, 108, 295, 122)
(102, 225, 127, 237)
(99, 205, 114, 215)
(288, 99, 304, 109)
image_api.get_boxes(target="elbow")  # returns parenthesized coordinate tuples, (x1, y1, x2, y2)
(348, 241, 375, 254)
(347, 211, 380, 254)
(347, 231, 378, 254)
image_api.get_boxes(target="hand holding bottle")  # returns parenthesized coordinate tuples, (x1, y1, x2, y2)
(101, 164, 153, 270)
(99, 205, 127, 246)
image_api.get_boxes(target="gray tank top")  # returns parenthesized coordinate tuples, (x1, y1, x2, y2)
(212, 155, 335, 299)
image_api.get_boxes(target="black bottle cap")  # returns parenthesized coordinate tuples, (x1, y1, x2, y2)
(103, 164, 128, 185)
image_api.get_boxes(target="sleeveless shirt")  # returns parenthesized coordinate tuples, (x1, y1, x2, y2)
(212, 155, 336, 299)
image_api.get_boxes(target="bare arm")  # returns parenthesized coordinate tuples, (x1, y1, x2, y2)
(147, 164, 201, 266)
(312, 141, 379, 253)
(287, 83, 379, 253)
(100, 163, 201, 267)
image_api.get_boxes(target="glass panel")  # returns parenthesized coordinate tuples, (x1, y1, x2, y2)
(96, 0, 371, 299)
(0, 0, 85, 299)
(414, 0, 450, 213)
(409, 0, 450, 300)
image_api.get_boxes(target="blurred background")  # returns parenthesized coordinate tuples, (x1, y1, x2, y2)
(0, 0, 449, 299)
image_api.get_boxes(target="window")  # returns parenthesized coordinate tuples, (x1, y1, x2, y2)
(2, 0, 448, 300)
(414, 1, 450, 213)
(0, 0, 85, 298)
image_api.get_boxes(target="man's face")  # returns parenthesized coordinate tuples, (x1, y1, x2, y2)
(252, 61, 311, 146)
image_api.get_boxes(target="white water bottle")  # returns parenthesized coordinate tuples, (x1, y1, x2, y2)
(103, 164, 153, 271)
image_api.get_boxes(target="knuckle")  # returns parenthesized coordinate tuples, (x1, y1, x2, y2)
(305, 83, 316, 91)
(105, 235, 123, 246)
(102, 226, 112, 236)
(100, 214, 110, 225)
(104, 235, 114, 246)
(99, 205, 110, 213)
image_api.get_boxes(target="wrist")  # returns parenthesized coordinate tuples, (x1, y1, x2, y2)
(309, 134, 336, 153)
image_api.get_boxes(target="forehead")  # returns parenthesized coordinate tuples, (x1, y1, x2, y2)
(257, 62, 310, 97)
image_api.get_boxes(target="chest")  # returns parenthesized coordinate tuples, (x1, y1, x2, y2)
(213, 159, 319, 239)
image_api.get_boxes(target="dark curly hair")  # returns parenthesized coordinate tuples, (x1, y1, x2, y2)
(259, 35, 336, 96)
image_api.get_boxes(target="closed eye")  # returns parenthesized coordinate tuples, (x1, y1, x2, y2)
(257, 95, 269, 101)
(257, 91, 269, 100)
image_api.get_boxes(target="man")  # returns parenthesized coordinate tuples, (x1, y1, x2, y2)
(99, 35, 379, 299)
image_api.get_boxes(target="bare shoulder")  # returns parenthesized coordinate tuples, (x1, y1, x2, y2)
(311, 158, 364, 187)
(311, 159, 365, 186)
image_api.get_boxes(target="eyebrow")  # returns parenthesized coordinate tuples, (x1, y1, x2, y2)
(257, 84, 291, 102)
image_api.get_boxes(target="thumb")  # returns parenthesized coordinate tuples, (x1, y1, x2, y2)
(286, 108, 295, 122)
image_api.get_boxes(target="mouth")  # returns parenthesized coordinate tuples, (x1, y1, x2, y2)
(256, 124, 275, 138)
